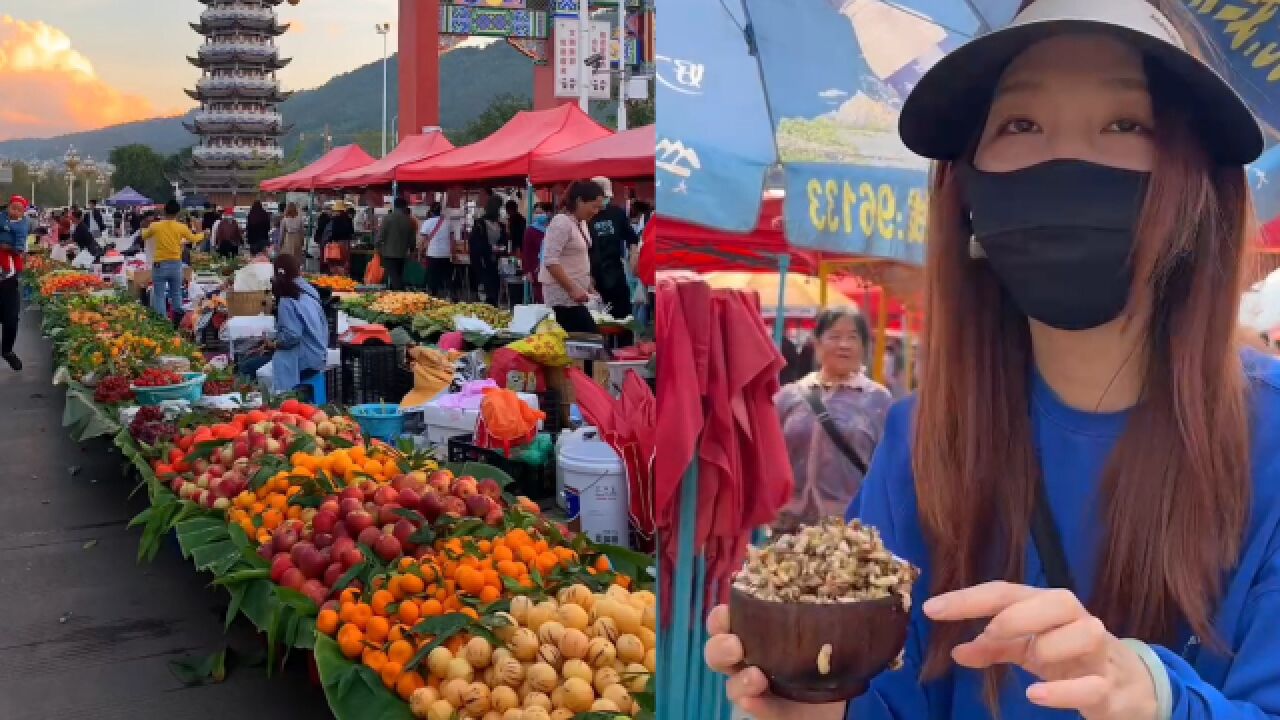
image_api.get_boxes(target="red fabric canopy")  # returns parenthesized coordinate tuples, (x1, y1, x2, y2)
(260, 144, 375, 192)
(1264, 217, 1280, 249)
(316, 132, 455, 189)
(655, 196, 821, 275)
(397, 104, 612, 185)
(529, 124, 654, 184)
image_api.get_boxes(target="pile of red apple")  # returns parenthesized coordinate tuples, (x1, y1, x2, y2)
(256, 469, 542, 605)
(165, 409, 362, 511)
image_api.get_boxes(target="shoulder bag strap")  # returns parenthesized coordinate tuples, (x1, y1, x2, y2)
(804, 384, 869, 477)
(1031, 473, 1075, 591)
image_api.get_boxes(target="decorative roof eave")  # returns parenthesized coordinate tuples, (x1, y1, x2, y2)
(186, 87, 291, 102)
(191, 52, 290, 67)
(190, 20, 288, 35)
(186, 122, 288, 135)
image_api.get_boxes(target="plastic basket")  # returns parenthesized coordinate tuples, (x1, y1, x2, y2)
(350, 403, 406, 443)
(324, 366, 342, 406)
(340, 342, 400, 406)
(132, 372, 206, 406)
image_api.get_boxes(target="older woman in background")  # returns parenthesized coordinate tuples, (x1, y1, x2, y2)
(774, 307, 892, 531)
(280, 203, 305, 259)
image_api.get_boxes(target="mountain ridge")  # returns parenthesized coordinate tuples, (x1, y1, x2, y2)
(0, 42, 533, 163)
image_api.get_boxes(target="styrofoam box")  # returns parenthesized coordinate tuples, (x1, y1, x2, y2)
(416, 392, 541, 449)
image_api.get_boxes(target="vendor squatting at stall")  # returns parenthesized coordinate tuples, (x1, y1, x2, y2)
(237, 254, 328, 395)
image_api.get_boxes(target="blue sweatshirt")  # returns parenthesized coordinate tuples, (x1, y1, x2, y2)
(0, 215, 30, 252)
(846, 349, 1280, 720)
(271, 278, 328, 394)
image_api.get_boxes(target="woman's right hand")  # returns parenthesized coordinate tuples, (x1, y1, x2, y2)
(571, 287, 590, 304)
(705, 605, 848, 720)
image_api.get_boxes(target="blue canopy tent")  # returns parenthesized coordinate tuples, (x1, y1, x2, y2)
(657, 2, 1280, 719)
(103, 186, 152, 207)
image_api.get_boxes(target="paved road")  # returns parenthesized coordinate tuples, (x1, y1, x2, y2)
(0, 310, 333, 720)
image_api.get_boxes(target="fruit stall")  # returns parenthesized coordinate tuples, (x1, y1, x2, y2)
(25, 261, 657, 720)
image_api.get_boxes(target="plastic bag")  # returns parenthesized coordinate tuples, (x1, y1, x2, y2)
(364, 253, 384, 285)
(401, 346, 460, 408)
(475, 387, 546, 456)
(489, 347, 547, 392)
(507, 317, 570, 367)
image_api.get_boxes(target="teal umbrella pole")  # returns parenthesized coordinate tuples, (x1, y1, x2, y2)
(772, 252, 790, 346)
(662, 460, 702, 719)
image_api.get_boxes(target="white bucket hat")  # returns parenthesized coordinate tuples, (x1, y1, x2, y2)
(898, 0, 1264, 165)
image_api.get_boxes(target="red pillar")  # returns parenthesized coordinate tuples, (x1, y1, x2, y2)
(399, 0, 441, 138)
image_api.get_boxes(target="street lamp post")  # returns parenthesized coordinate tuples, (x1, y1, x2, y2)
(63, 145, 81, 208)
(376, 23, 392, 158)
(578, 0, 590, 112)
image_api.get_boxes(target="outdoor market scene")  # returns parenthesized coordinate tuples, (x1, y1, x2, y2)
(655, 2, 1280, 720)
(0, 1, 656, 719)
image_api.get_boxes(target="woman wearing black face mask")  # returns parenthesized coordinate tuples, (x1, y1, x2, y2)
(705, 1, 1280, 719)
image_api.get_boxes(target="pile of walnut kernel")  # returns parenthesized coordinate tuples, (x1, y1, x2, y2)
(734, 518, 920, 612)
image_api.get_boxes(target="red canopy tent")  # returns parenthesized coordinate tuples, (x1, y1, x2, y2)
(655, 196, 821, 275)
(529, 124, 655, 184)
(316, 132, 455, 189)
(259, 144, 375, 192)
(396, 104, 612, 186)
(656, 195, 920, 333)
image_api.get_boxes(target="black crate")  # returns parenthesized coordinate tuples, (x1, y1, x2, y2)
(447, 434, 554, 502)
(340, 342, 407, 406)
(325, 366, 342, 407)
(534, 389, 562, 435)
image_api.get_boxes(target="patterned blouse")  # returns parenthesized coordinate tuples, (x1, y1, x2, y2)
(774, 371, 893, 530)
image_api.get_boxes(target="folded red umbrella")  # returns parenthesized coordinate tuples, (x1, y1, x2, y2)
(655, 277, 793, 619)
(568, 367, 656, 546)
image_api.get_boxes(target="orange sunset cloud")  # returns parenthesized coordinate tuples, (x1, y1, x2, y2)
(0, 15, 179, 141)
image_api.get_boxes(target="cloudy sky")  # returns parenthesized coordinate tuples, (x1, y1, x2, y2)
(0, 0, 401, 141)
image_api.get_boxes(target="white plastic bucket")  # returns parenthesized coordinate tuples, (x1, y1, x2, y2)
(558, 429, 629, 548)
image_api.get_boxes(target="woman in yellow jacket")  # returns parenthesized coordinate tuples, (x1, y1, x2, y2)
(142, 200, 204, 324)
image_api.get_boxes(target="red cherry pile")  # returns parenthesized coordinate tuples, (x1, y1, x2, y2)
(93, 375, 135, 405)
(134, 368, 184, 388)
(130, 406, 177, 445)
(204, 378, 234, 396)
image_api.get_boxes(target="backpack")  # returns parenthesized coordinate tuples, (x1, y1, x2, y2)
(216, 219, 241, 250)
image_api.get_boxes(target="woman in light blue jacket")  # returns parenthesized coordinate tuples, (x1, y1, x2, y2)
(269, 254, 327, 395)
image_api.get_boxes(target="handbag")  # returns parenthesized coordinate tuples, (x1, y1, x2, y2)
(323, 241, 344, 262)
(1031, 471, 1075, 590)
(364, 252, 385, 285)
(804, 384, 869, 477)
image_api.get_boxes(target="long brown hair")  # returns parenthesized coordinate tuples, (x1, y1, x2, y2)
(915, 0, 1255, 701)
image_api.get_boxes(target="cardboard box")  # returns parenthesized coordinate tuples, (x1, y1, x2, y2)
(127, 269, 152, 296)
(227, 290, 271, 317)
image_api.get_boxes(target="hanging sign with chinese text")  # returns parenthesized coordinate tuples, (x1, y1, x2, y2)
(553, 17, 612, 99)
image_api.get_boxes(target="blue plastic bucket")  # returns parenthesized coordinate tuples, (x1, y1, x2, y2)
(350, 403, 406, 443)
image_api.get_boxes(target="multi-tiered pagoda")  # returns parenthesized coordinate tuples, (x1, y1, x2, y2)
(184, 0, 292, 206)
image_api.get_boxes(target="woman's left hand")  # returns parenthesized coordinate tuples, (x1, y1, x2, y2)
(923, 582, 1158, 720)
